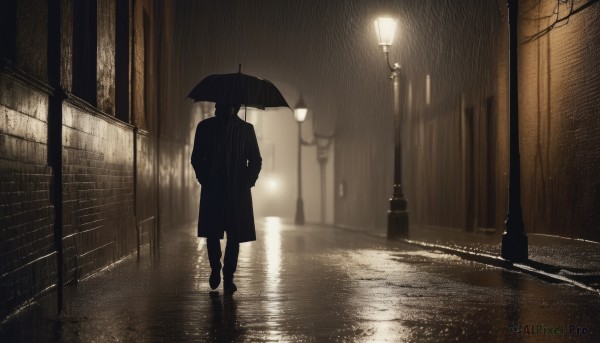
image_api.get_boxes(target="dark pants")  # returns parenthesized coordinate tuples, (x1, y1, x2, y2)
(206, 238, 239, 279)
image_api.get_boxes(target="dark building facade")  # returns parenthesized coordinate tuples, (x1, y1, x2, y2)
(0, 0, 195, 320)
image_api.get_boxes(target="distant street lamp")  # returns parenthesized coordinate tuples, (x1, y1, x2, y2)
(374, 16, 409, 239)
(293, 94, 335, 225)
(294, 94, 308, 225)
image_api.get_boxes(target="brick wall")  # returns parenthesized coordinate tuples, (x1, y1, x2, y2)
(516, 0, 600, 241)
(379, 0, 600, 242)
(61, 100, 135, 283)
(0, 73, 56, 318)
(0, 0, 190, 322)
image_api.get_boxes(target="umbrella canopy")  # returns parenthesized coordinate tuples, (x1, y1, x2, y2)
(188, 68, 290, 110)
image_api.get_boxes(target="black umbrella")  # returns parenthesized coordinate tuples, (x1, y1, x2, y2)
(187, 65, 290, 111)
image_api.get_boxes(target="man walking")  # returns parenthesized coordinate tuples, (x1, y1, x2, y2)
(191, 103, 262, 293)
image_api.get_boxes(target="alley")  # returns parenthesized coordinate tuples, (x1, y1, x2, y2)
(3, 1, 600, 341)
(2, 218, 598, 342)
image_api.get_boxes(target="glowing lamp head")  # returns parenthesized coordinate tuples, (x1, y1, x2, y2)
(374, 17, 398, 52)
(294, 94, 308, 123)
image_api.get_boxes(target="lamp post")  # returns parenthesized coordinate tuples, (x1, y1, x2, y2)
(501, 0, 528, 261)
(374, 16, 409, 239)
(294, 94, 308, 225)
(315, 134, 334, 224)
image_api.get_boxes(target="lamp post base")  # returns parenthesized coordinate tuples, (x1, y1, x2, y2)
(388, 187, 409, 239)
(388, 210, 409, 239)
(501, 231, 528, 262)
(295, 199, 305, 225)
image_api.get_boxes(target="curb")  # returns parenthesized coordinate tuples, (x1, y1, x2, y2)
(400, 238, 600, 295)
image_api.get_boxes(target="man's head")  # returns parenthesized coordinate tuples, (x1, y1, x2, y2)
(215, 103, 241, 116)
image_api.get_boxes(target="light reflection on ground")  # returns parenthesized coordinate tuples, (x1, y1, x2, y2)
(1, 219, 599, 342)
(264, 216, 283, 340)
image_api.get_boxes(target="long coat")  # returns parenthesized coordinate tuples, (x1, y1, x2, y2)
(191, 115, 262, 243)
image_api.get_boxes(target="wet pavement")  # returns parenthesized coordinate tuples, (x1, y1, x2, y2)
(2, 218, 600, 342)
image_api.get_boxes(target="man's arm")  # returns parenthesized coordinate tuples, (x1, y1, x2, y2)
(191, 122, 207, 184)
(246, 125, 262, 188)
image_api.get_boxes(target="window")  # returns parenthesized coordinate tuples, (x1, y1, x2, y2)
(143, 10, 153, 130)
(72, 0, 97, 106)
(0, 0, 16, 61)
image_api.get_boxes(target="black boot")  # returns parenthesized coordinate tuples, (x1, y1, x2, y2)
(206, 239, 222, 290)
(222, 240, 239, 293)
(223, 276, 237, 294)
(209, 269, 221, 290)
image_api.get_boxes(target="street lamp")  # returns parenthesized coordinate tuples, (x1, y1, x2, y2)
(501, 0, 528, 261)
(374, 16, 409, 239)
(294, 94, 308, 225)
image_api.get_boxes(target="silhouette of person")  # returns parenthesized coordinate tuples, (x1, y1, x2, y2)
(191, 103, 262, 293)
